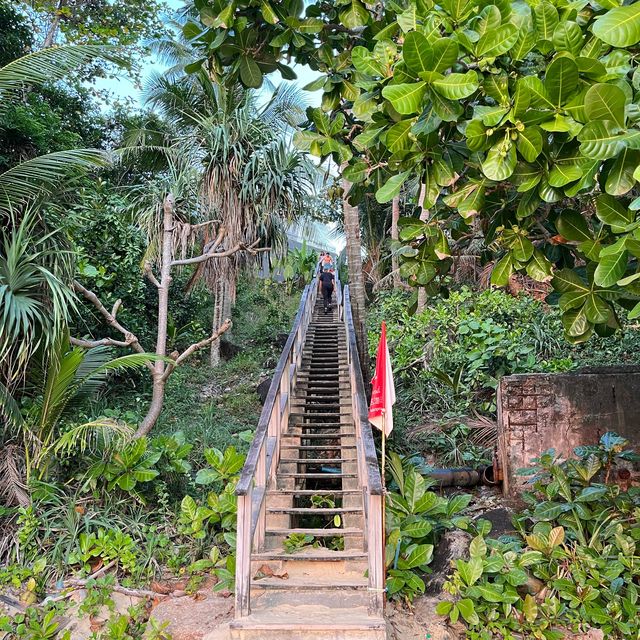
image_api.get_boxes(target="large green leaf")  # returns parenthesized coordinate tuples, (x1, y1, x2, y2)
(403, 31, 433, 74)
(556, 210, 591, 241)
(526, 249, 553, 282)
(584, 293, 612, 323)
(605, 149, 639, 196)
(584, 83, 626, 129)
(476, 24, 518, 58)
(385, 119, 413, 152)
(592, 2, 640, 47)
(376, 170, 411, 203)
(512, 25, 536, 60)
(552, 21, 584, 56)
(594, 250, 628, 287)
(544, 57, 578, 107)
(481, 144, 516, 180)
(490, 253, 513, 286)
(432, 38, 459, 73)
(578, 120, 628, 159)
(562, 308, 592, 338)
(548, 164, 582, 187)
(512, 235, 534, 262)
(239, 56, 263, 88)
(595, 194, 635, 228)
(432, 71, 479, 100)
(405, 544, 434, 569)
(430, 89, 463, 121)
(382, 82, 427, 115)
(516, 127, 543, 162)
(534, 2, 559, 40)
(339, 1, 370, 28)
(351, 46, 385, 76)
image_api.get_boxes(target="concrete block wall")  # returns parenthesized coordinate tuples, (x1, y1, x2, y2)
(497, 368, 640, 497)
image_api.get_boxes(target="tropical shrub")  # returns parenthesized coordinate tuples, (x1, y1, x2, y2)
(367, 288, 640, 461)
(385, 452, 471, 601)
(439, 433, 640, 639)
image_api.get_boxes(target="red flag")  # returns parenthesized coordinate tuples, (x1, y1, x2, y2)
(368, 322, 396, 436)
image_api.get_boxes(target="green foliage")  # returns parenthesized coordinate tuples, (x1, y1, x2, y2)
(186, 0, 640, 343)
(0, 1, 31, 67)
(78, 575, 116, 618)
(282, 533, 316, 554)
(385, 452, 470, 601)
(0, 606, 70, 640)
(87, 438, 160, 496)
(278, 242, 318, 289)
(440, 433, 640, 639)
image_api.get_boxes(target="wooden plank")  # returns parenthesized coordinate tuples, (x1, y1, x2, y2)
(265, 528, 362, 536)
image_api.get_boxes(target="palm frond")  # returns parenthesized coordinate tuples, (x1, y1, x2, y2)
(0, 149, 111, 212)
(0, 45, 124, 109)
(0, 445, 29, 507)
(0, 381, 24, 433)
(51, 419, 134, 459)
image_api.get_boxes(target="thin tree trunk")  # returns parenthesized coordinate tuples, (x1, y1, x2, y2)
(342, 179, 370, 378)
(391, 196, 401, 288)
(416, 184, 429, 314)
(42, 0, 65, 48)
(210, 279, 225, 366)
(136, 195, 174, 437)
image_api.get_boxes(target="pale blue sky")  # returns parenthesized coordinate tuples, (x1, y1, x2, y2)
(95, 1, 322, 110)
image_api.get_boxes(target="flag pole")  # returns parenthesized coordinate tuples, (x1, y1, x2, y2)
(381, 410, 387, 607)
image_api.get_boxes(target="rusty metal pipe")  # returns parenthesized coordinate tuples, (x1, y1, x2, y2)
(425, 465, 500, 487)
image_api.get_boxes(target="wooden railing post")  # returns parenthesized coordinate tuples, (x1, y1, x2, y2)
(368, 492, 384, 614)
(235, 489, 253, 618)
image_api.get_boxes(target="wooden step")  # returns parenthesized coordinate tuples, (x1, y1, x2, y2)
(267, 489, 361, 495)
(266, 507, 362, 515)
(277, 472, 356, 478)
(250, 577, 367, 591)
(279, 458, 346, 464)
(280, 445, 355, 450)
(266, 528, 362, 537)
(252, 549, 367, 562)
(285, 433, 346, 438)
(291, 405, 350, 410)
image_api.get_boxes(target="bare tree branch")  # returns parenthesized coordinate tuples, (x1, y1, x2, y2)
(171, 238, 269, 267)
(70, 336, 135, 349)
(143, 261, 161, 288)
(161, 319, 232, 381)
(72, 280, 154, 372)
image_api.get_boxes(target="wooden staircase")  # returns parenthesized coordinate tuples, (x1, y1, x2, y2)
(232, 273, 385, 639)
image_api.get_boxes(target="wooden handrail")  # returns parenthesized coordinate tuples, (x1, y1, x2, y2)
(343, 286, 383, 496)
(236, 279, 315, 496)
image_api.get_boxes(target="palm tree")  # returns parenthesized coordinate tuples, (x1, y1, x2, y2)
(135, 71, 314, 364)
(0, 328, 157, 506)
(0, 210, 76, 401)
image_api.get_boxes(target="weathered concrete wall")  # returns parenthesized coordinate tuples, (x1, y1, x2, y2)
(497, 368, 640, 497)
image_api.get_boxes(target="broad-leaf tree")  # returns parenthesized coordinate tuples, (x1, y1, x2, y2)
(184, 0, 640, 342)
